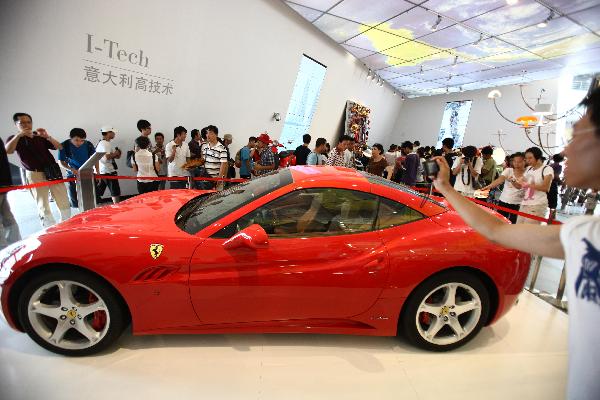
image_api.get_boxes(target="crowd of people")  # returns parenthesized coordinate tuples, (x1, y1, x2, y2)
(0, 110, 595, 249)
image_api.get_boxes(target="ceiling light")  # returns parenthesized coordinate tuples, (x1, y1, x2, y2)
(488, 89, 502, 99)
(537, 11, 554, 28)
(506, 0, 518, 5)
(445, 87, 449, 93)
(431, 15, 442, 31)
(447, 74, 453, 81)
(401, 94, 406, 101)
(452, 56, 458, 67)
(474, 33, 484, 45)
(367, 69, 373, 80)
(419, 66, 424, 75)
(459, 86, 464, 92)
(393, 91, 397, 96)
(533, 103, 554, 116)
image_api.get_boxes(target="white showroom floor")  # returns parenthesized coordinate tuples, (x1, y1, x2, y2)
(0, 291, 568, 400)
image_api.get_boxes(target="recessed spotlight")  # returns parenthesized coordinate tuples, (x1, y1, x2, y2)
(537, 11, 554, 28)
(431, 15, 442, 31)
(474, 33, 484, 45)
(393, 91, 397, 96)
(506, 0, 518, 5)
(367, 69, 373, 80)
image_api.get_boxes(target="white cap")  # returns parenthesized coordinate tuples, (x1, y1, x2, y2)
(100, 125, 117, 133)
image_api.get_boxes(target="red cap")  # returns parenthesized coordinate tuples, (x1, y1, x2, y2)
(257, 133, 271, 144)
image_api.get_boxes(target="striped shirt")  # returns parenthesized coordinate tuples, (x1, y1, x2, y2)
(201, 141, 228, 177)
(325, 148, 345, 167)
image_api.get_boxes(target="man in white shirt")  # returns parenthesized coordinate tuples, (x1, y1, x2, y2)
(165, 126, 190, 189)
(343, 136, 356, 169)
(451, 145, 483, 196)
(428, 87, 600, 400)
(96, 126, 121, 204)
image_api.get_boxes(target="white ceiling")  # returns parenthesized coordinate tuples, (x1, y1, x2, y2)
(284, 0, 600, 97)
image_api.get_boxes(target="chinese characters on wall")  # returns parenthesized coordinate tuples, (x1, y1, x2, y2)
(82, 64, 174, 95)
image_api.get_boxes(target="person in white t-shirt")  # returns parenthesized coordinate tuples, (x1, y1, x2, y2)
(96, 126, 122, 204)
(451, 145, 483, 196)
(428, 87, 600, 400)
(516, 147, 553, 224)
(132, 136, 160, 194)
(165, 126, 190, 190)
(483, 152, 526, 224)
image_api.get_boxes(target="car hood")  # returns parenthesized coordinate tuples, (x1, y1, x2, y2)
(47, 190, 214, 235)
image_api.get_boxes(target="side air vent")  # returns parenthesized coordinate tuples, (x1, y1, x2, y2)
(131, 266, 178, 283)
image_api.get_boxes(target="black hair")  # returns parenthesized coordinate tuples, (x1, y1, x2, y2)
(69, 128, 86, 139)
(340, 135, 353, 143)
(302, 134, 312, 144)
(200, 127, 208, 140)
(581, 86, 600, 136)
(154, 132, 164, 139)
(249, 136, 257, 142)
(13, 112, 32, 123)
(400, 141, 413, 150)
(206, 125, 219, 135)
(481, 145, 494, 156)
(462, 145, 477, 159)
(552, 153, 565, 163)
(372, 143, 384, 154)
(137, 119, 151, 132)
(174, 126, 187, 139)
(325, 143, 331, 150)
(417, 147, 426, 158)
(191, 129, 200, 140)
(315, 137, 326, 148)
(414, 140, 420, 146)
(135, 135, 151, 150)
(525, 146, 544, 161)
(442, 137, 455, 149)
(388, 144, 397, 151)
(511, 152, 525, 159)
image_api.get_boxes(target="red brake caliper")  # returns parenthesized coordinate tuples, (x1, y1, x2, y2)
(419, 296, 433, 325)
(88, 293, 107, 331)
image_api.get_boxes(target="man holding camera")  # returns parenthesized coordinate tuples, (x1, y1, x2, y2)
(6, 113, 71, 226)
(451, 145, 483, 196)
(429, 88, 600, 400)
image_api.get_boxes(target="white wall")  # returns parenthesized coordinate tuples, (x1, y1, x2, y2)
(388, 79, 566, 154)
(0, 0, 403, 194)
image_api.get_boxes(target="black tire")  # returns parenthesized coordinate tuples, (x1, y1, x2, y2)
(400, 270, 490, 352)
(17, 269, 126, 356)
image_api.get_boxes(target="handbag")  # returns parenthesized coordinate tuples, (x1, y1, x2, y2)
(126, 150, 135, 168)
(43, 162, 64, 181)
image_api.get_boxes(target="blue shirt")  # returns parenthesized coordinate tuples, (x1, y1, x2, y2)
(58, 140, 95, 177)
(239, 146, 252, 177)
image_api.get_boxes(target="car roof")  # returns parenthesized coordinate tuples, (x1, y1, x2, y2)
(289, 165, 367, 183)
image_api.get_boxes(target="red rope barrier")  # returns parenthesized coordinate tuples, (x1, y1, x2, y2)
(410, 186, 561, 225)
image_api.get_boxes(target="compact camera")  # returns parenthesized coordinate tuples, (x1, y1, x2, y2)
(423, 160, 440, 177)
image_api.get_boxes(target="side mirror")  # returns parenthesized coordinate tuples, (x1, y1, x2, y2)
(223, 224, 269, 250)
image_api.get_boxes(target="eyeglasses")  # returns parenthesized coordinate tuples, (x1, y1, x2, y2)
(565, 126, 598, 145)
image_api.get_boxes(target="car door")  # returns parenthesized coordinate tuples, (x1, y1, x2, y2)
(188, 188, 390, 324)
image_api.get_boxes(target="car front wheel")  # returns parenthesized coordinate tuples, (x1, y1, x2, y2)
(17, 269, 126, 356)
(401, 271, 490, 351)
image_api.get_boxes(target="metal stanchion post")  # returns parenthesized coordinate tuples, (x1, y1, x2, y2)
(77, 152, 105, 211)
(187, 176, 193, 189)
(539, 261, 568, 311)
(525, 255, 543, 294)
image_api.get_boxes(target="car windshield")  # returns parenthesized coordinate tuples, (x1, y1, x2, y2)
(176, 169, 293, 234)
(360, 172, 446, 209)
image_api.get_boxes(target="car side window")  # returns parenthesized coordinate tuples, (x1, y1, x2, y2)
(376, 197, 424, 230)
(212, 188, 379, 238)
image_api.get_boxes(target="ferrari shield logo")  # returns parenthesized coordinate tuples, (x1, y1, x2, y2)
(149, 244, 164, 260)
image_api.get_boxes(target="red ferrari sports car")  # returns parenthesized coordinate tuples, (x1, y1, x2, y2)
(0, 166, 530, 356)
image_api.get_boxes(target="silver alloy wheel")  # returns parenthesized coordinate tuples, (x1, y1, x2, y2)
(415, 282, 482, 346)
(27, 280, 110, 350)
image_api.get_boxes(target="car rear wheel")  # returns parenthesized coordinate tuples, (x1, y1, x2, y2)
(400, 271, 490, 351)
(17, 270, 126, 356)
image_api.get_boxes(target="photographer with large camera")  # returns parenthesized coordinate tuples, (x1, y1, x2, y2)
(428, 87, 600, 400)
(451, 145, 483, 196)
